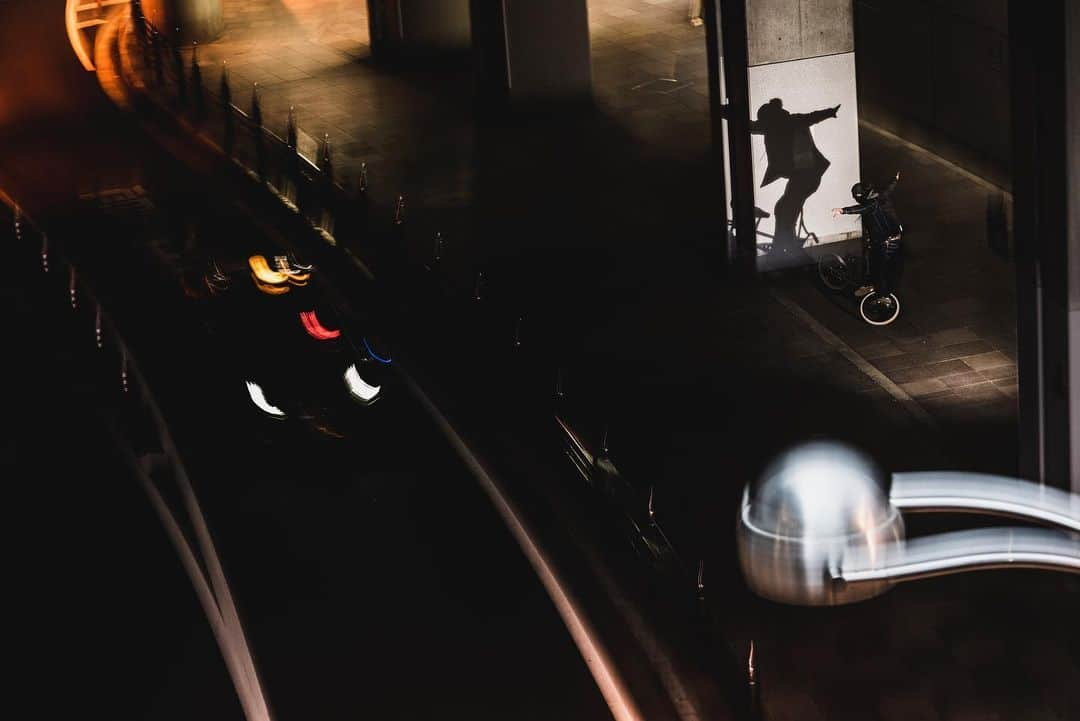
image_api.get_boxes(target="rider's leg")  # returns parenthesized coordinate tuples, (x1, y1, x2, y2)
(870, 241, 887, 294)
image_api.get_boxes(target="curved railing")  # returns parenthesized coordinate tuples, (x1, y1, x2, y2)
(2, 190, 273, 721)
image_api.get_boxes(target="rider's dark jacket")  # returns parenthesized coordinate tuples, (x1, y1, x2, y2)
(840, 177, 902, 252)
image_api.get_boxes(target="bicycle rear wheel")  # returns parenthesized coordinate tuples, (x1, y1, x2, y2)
(859, 291, 901, 326)
(818, 254, 848, 291)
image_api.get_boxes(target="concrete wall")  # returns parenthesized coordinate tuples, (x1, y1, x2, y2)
(141, 0, 223, 42)
(748, 52, 862, 247)
(748, 0, 854, 66)
(854, 0, 1011, 187)
(503, 0, 591, 101)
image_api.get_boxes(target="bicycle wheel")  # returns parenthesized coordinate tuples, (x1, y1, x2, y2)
(817, 254, 848, 290)
(859, 291, 901, 326)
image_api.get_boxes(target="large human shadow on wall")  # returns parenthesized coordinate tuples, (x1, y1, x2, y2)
(750, 98, 840, 257)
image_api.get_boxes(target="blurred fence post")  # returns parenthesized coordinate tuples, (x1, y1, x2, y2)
(171, 29, 187, 107)
(319, 134, 334, 235)
(473, 270, 483, 301)
(220, 64, 234, 157)
(151, 29, 164, 86)
(190, 41, 204, 121)
(251, 82, 266, 181)
(356, 161, 369, 236)
(286, 106, 300, 206)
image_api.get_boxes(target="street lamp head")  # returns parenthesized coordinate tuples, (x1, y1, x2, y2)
(736, 440, 904, 606)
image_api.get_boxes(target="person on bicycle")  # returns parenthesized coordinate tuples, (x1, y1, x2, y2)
(832, 171, 903, 298)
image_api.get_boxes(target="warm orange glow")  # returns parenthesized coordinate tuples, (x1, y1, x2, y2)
(300, 310, 340, 340)
(65, 0, 96, 71)
(249, 255, 290, 285)
(253, 276, 291, 295)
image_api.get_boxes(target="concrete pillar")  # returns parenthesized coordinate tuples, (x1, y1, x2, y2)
(471, 0, 591, 104)
(368, 0, 472, 60)
(719, 0, 861, 265)
(1010, 0, 1080, 492)
(141, 0, 223, 43)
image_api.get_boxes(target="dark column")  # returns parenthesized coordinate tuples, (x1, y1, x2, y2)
(368, 0, 472, 60)
(1010, 0, 1080, 491)
(715, 0, 757, 274)
(141, 0, 223, 42)
(471, 0, 591, 104)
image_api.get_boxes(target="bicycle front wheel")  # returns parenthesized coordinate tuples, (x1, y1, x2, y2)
(859, 291, 901, 326)
(818, 254, 848, 291)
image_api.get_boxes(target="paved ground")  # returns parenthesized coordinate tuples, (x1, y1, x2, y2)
(155, 0, 1019, 476)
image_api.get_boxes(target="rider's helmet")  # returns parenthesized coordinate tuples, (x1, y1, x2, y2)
(851, 183, 876, 202)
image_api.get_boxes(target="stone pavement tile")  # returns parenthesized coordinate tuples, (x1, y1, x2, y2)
(857, 340, 905, 359)
(941, 371, 990, 389)
(953, 382, 1010, 403)
(926, 326, 980, 347)
(961, 350, 1013, 372)
(992, 379, 1019, 397)
(977, 364, 1017, 382)
(886, 359, 971, 384)
(924, 340, 995, 364)
(873, 352, 927, 372)
(901, 378, 949, 397)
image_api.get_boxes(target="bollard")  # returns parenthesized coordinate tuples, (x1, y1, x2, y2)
(514, 315, 523, 348)
(320, 133, 333, 181)
(251, 82, 266, 181)
(600, 425, 609, 457)
(172, 29, 187, 107)
(747, 641, 763, 719)
(473, 270, 484, 301)
(358, 161, 368, 193)
(121, 348, 129, 393)
(555, 367, 565, 399)
(285, 107, 299, 205)
(40, 233, 49, 273)
(151, 29, 164, 86)
(221, 64, 234, 157)
(95, 303, 103, 349)
(286, 105, 298, 149)
(190, 41, 204, 120)
(69, 266, 77, 310)
(319, 134, 335, 233)
(250, 82, 262, 127)
(219, 62, 232, 107)
(431, 231, 444, 266)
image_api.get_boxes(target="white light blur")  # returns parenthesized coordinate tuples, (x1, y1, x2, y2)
(245, 381, 286, 418)
(344, 364, 380, 403)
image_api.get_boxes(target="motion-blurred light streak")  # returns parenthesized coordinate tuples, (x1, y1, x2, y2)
(344, 363, 380, 403)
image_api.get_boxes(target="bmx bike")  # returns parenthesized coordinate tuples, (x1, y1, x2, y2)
(817, 234, 901, 326)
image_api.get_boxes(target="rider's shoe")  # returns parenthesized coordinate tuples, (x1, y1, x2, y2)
(854, 284, 875, 298)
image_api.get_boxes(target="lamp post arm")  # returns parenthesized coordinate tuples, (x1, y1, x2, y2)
(837, 527, 1080, 585)
(891, 471, 1080, 533)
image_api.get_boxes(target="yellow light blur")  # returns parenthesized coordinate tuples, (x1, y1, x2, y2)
(249, 255, 290, 285)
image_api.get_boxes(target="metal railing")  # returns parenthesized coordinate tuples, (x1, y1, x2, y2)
(128, 0, 365, 246)
(2, 189, 274, 721)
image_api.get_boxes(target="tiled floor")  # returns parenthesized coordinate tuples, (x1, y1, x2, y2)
(587, 0, 711, 158)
